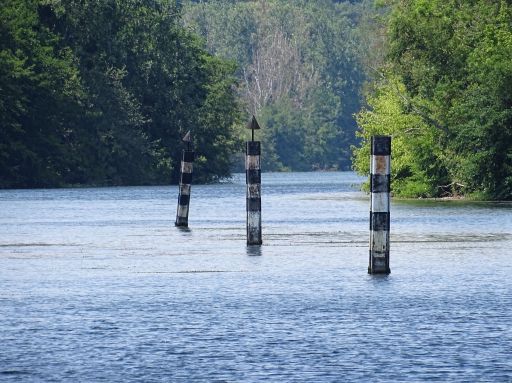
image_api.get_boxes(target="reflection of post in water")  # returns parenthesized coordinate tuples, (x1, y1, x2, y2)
(246, 116, 262, 245)
(246, 245, 262, 257)
(175, 131, 194, 227)
(368, 136, 391, 274)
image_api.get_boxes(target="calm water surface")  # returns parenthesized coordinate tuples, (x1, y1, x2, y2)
(1, 172, 511, 382)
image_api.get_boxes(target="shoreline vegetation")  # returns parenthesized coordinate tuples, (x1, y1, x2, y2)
(1, 0, 510, 201)
(2, 168, 511, 203)
(352, 0, 512, 201)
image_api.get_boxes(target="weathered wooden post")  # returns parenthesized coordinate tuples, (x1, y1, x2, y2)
(175, 131, 194, 227)
(368, 135, 391, 274)
(246, 116, 262, 245)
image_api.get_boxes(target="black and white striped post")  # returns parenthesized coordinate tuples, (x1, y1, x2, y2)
(368, 135, 391, 274)
(175, 131, 194, 227)
(246, 116, 262, 245)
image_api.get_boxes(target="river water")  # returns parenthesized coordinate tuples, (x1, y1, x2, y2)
(1, 172, 511, 382)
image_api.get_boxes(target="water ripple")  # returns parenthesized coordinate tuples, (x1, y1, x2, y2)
(0, 172, 511, 382)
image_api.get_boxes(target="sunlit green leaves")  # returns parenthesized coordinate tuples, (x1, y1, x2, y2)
(354, 0, 512, 200)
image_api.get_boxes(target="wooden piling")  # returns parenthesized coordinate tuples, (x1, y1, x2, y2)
(368, 136, 391, 274)
(246, 116, 262, 245)
(175, 149, 194, 227)
(246, 141, 262, 245)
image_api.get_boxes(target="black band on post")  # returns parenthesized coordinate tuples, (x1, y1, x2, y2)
(246, 141, 261, 156)
(181, 172, 193, 185)
(371, 136, 391, 156)
(183, 150, 195, 162)
(370, 174, 390, 193)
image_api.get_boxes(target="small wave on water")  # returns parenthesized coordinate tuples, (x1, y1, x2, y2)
(0, 172, 511, 382)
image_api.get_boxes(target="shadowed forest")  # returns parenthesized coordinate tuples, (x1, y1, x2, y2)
(1, 0, 511, 199)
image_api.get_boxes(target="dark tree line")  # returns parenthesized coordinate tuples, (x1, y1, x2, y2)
(0, 0, 241, 188)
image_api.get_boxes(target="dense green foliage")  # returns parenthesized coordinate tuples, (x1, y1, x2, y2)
(353, 0, 512, 200)
(5, 0, 506, 197)
(183, 0, 370, 171)
(0, 0, 241, 188)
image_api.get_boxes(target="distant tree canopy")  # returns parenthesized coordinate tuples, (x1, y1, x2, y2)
(183, 0, 372, 171)
(0, 0, 241, 188)
(353, 0, 512, 200)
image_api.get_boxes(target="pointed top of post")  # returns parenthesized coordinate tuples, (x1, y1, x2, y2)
(247, 115, 261, 131)
(246, 115, 261, 141)
(182, 130, 192, 150)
